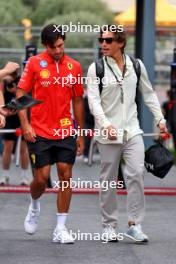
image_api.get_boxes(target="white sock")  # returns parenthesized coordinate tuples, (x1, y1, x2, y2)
(2, 169, 10, 178)
(56, 213, 68, 227)
(30, 195, 40, 210)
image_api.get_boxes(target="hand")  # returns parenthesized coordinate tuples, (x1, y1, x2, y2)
(76, 136, 84, 156)
(0, 107, 8, 116)
(5, 109, 18, 116)
(0, 107, 17, 117)
(104, 125, 117, 140)
(22, 123, 36, 142)
(3, 62, 20, 75)
(158, 121, 168, 139)
(0, 114, 5, 128)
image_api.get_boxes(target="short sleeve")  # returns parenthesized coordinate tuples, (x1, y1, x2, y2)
(18, 57, 35, 93)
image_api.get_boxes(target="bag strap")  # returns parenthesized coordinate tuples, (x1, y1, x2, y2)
(129, 56, 141, 112)
(129, 56, 141, 90)
(95, 56, 141, 96)
(95, 58, 104, 95)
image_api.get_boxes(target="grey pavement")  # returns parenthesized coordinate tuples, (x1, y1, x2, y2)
(0, 154, 176, 264)
(0, 194, 176, 264)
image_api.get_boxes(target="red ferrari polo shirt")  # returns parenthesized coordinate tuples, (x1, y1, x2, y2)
(18, 51, 84, 139)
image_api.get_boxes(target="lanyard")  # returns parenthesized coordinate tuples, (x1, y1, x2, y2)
(105, 56, 126, 103)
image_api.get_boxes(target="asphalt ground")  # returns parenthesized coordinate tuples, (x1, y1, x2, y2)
(0, 155, 176, 264)
(0, 193, 176, 264)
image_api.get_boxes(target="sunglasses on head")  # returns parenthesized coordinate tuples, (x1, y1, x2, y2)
(98, 37, 116, 44)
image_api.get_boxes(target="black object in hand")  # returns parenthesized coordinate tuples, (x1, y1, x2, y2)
(3, 95, 43, 110)
(145, 141, 174, 179)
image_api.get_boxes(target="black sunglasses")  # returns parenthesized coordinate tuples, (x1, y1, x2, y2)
(98, 37, 116, 44)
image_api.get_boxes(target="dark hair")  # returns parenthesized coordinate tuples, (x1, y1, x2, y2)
(41, 24, 66, 47)
(100, 25, 126, 53)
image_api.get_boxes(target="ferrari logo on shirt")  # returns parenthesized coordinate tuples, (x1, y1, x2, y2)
(31, 154, 36, 164)
(40, 69, 50, 79)
(60, 118, 71, 127)
(67, 63, 73, 70)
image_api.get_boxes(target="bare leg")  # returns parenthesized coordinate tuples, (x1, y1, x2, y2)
(56, 162, 73, 213)
(2, 140, 14, 169)
(30, 165, 51, 199)
(20, 141, 29, 169)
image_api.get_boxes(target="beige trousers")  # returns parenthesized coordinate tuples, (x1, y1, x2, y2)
(97, 135, 145, 228)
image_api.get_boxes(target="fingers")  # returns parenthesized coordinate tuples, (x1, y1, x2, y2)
(108, 134, 117, 140)
(4, 62, 20, 75)
(0, 114, 6, 128)
(76, 146, 82, 156)
(76, 138, 84, 156)
(24, 133, 36, 142)
(0, 107, 8, 116)
(108, 128, 117, 140)
(1, 108, 18, 117)
(23, 127, 36, 142)
(159, 124, 168, 138)
(7, 109, 18, 116)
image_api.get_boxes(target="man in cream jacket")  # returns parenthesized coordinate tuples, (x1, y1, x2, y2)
(87, 26, 167, 243)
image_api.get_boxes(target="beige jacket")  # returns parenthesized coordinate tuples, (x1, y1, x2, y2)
(87, 54, 165, 144)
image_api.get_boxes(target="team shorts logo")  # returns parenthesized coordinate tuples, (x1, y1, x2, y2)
(60, 118, 72, 126)
(40, 60, 48, 68)
(67, 63, 73, 70)
(31, 154, 36, 164)
(40, 69, 50, 78)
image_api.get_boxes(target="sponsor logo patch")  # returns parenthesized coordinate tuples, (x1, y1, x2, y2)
(60, 118, 71, 127)
(40, 60, 48, 68)
(40, 69, 50, 79)
(40, 80, 51, 87)
(31, 154, 36, 164)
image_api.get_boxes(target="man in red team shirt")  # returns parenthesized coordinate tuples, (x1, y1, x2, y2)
(17, 24, 84, 243)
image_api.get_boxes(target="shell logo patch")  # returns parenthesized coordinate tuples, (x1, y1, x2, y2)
(60, 118, 71, 127)
(31, 154, 36, 164)
(40, 69, 50, 79)
(67, 63, 73, 70)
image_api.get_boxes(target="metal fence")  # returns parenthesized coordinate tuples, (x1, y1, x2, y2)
(0, 26, 175, 85)
(0, 47, 173, 85)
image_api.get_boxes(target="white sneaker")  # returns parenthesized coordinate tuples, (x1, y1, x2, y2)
(0, 176, 9, 185)
(101, 225, 118, 242)
(52, 225, 74, 244)
(20, 175, 29, 186)
(24, 204, 40, 235)
(124, 224, 148, 242)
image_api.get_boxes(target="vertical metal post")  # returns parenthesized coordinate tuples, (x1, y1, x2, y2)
(135, 0, 156, 147)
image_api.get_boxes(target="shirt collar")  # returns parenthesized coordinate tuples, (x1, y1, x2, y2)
(42, 51, 66, 64)
(104, 54, 133, 76)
